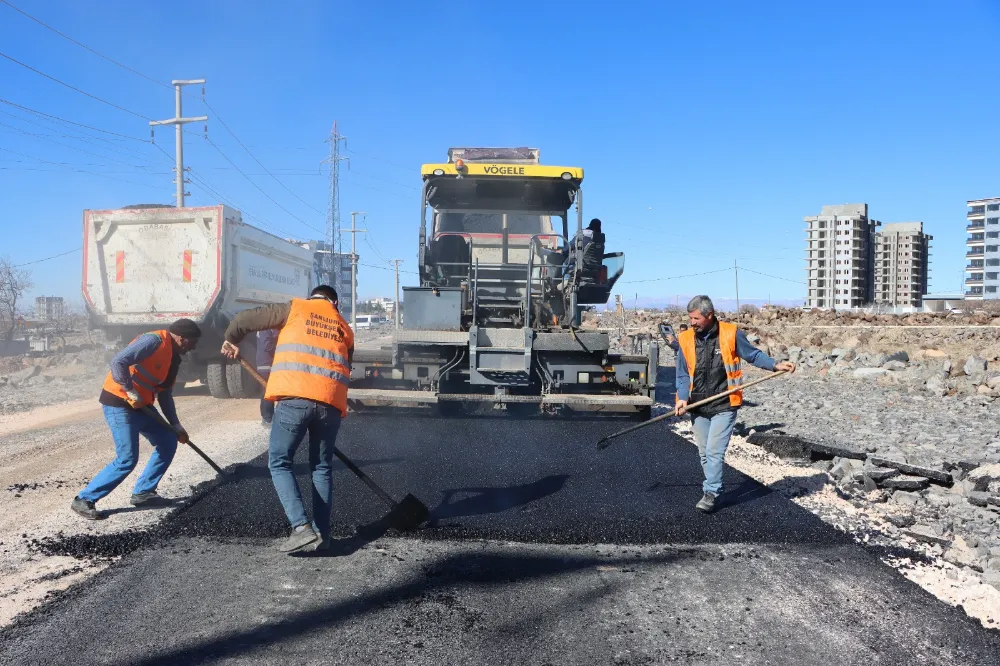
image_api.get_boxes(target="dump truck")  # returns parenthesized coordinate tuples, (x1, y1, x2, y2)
(348, 148, 657, 417)
(82, 204, 316, 398)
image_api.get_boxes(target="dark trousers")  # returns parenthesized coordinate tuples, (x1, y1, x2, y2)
(259, 369, 274, 423)
(261, 398, 275, 423)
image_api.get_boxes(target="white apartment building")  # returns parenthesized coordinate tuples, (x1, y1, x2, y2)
(873, 222, 932, 308)
(805, 204, 879, 309)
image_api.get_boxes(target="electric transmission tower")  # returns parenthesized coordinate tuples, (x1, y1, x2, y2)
(323, 122, 349, 293)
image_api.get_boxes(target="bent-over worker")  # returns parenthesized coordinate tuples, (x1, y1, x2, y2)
(71, 319, 201, 520)
(675, 295, 794, 513)
(221, 285, 354, 554)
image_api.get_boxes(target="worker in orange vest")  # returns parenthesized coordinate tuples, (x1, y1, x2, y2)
(221, 285, 354, 554)
(71, 319, 201, 520)
(675, 296, 795, 513)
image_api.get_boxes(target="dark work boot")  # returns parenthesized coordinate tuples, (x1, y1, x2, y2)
(70, 497, 106, 521)
(696, 492, 718, 513)
(278, 525, 320, 553)
(130, 491, 173, 507)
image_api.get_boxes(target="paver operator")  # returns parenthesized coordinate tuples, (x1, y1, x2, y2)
(221, 285, 355, 554)
(71, 319, 202, 520)
(675, 295, 795, 514)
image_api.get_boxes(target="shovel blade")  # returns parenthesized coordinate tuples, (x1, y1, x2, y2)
(384, 493, 429, 531)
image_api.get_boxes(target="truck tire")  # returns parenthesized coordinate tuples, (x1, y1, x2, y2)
(207, 362, 231, 399)
(226, 360, 261, 399)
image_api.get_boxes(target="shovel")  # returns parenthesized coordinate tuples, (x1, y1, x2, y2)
(597, 370, 788, 450)
(235, 354, 429, 531)
(141, 406, 227, 476)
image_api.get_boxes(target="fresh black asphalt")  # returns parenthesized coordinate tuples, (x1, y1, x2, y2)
(2, 412, 998, 665)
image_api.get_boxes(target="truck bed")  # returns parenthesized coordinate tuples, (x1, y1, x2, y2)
(82, 205, 314, 327)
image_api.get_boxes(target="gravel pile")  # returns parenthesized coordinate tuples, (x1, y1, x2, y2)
(0, 347, 107, 415)
(705, 430, 1000, 629)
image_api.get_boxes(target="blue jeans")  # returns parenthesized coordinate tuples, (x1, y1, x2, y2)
(78, 405, 178, 503)
(269, 398, 342, 539)
(691, 410, 738, 496)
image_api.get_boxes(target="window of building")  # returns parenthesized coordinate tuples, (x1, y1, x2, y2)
(987, 259, 1000, 266)
(988, 273, 999, 280)
(989, 218, 999, 225)
(988, 204, 1000, 211)
(989, 232, 1000, 239)
(987, 286, 998, 293)
(988, 245, 1000, 252)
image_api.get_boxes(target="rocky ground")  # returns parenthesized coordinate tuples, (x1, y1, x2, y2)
(0, 341, 107, 415)
(597, 306, 1000, 627)
(703, 428, 1000, 630)
(0, 327, 392, 416)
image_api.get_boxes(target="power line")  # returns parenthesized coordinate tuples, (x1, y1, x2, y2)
(0, 166, 170, 174)
(0, 8, 323, 238)
(738, 266, 807, 285)
(14, 247, 81, 267)
(359, 262, 418, 275)
(204, 136, 324, 236)
(341, 175, 411, 200)
(348, 167, 419, 191)
(0, 157, 164, 169)
(620, 267, 733, 284)
(0, 98, 149, 142)
(344, 147, 411, 172)
(0, 50, 150, 120)
(620, 264, 806, 288)
(185, 165, 305, 241)
(0, 3, 325, 222)
(0, 146, 167, 189)
(0, 109, 162, 165)
(0, 1, 172, 90)
(202, 98, 324, 215)
(0, 120, 161, 170)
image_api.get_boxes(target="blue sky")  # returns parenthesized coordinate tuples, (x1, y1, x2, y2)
(1, 0, 997, 308)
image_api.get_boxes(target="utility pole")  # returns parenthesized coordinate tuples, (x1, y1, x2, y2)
(149, 79, 208, 207)
(343, 212, 367, 330)
(323, 122, 349, 294)
(734, 259, 741, 313)
(392, 259, 404, 329)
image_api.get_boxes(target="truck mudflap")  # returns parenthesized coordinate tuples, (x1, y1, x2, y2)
(347, 388, 652, 407)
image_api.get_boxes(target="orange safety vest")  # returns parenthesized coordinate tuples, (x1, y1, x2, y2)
(265, 298, 354, 416)
(102, 330, 175, 408)
(676, 321, 743, 408)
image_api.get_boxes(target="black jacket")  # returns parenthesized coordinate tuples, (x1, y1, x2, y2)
(687, 321, 733, 416)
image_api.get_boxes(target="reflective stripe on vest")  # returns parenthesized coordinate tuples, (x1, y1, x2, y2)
(717, 321, 743, 404)
(101, 330, 174, 408)
(274, 343, 351, 369)
(269, 361, 350, 386)
(676, 321, 743, 408)
(264, 298, 354, 416)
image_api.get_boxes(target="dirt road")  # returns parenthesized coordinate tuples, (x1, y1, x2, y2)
(0, 389, 265, 626)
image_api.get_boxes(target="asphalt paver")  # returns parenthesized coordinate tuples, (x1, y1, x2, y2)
(2, 413, 998, 665)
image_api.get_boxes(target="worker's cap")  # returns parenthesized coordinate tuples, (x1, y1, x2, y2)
(168, 318, 202, 340)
